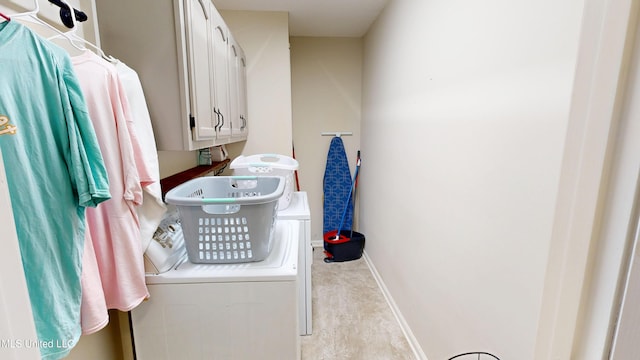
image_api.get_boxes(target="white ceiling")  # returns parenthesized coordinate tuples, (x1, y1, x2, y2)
(212, 0, 389, 37)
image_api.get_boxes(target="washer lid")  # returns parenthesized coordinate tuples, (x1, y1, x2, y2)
(145, 220, 299, 284)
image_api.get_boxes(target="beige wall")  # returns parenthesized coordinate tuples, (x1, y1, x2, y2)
(290, 37, 363, 242)
(219, 10, 293, 169)
(360, 0, 584, 359)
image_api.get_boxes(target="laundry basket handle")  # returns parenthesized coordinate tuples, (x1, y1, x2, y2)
(165, 176, 285, 206)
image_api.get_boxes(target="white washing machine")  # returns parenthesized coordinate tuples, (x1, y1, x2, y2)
(132, 219, 300, 360)
(277, 191, 312, 335)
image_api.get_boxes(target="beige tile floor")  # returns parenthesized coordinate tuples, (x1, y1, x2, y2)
(301, 247, 415, 360)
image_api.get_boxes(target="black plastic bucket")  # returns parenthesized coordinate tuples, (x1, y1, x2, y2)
(323, 230, 365, 262)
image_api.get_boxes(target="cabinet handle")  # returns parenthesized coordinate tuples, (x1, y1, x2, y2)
(213, 108, 221, 131)
(219, 111, 225, 130)
(197, 0, 209, 19)
(216, 26, 226, 42)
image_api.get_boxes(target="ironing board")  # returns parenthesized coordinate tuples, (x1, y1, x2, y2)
(323, 136, 353, 236)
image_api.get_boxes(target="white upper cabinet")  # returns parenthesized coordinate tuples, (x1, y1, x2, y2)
(95, 0, 248, 151)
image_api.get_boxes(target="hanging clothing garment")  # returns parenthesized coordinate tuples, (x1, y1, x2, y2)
(0, 21, 110, 360)
(115, 61, 166, 252)
(72, 50, 151, 317)
(79, 230, 108, 334)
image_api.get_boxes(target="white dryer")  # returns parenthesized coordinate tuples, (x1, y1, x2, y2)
(131, 220, 300, 360)
(277, 191, 312, 335)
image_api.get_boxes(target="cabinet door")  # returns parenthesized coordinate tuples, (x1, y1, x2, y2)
(228, 38, 239, 137)
(185, 0, 216, 141)
(211, 10, 231, 141)
(229, 36, 247, 140)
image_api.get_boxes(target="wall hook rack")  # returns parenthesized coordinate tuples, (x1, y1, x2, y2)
(48, 0, 87, 28)
(321, 131, 353, 138)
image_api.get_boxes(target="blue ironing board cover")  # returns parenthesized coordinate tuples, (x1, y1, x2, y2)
(323, 136, 353, 234)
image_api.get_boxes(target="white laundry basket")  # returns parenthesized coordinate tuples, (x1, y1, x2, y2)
(164, 176, 285, 264)
(230, 154, 299, 210)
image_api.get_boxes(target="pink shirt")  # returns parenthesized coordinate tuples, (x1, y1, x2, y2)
(73, 51, 150, 333)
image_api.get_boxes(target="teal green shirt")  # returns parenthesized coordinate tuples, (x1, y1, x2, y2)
(0, 21, 110, 359)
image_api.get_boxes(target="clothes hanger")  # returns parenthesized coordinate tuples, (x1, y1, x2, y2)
(0, 12, 10, 22)
(74, 38, 119, 63)
(7, 0, 40, 21)
(65, 27, 118, 63)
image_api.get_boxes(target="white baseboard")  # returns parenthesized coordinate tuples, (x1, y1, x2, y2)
(311, 239, 323, 248)
(362, 250, 428, 360)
